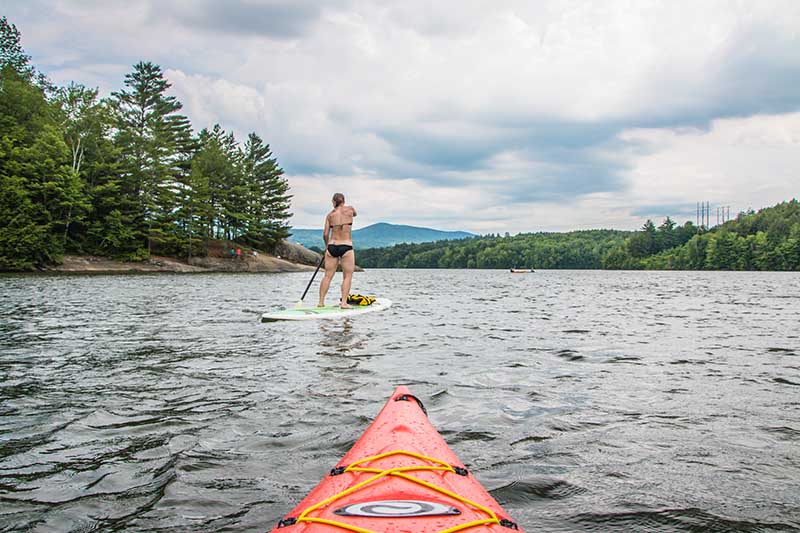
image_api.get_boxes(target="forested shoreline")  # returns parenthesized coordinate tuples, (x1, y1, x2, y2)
(0, 17, 291, 271)
(358, 229, 631, 269)
(606, 200, 800, 271)
(359, 201, 800, 271)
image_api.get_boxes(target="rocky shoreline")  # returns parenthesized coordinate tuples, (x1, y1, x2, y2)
(41, 241, 323, 274)
(45, 254, 316, 274)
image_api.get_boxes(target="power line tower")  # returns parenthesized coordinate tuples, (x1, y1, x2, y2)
(696, 202, 700, 228)
(696, 200, 714, 231)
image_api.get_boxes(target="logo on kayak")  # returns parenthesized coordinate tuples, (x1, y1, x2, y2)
(333, 500, 461, 517)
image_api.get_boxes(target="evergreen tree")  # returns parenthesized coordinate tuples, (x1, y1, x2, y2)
(219, 129, 249, 241)
(175, 152, 211, 260)
(242, 132, 292, 250)
(656, 216, 677, 251)
(111, 61, 194, 257)
(0, 16, 52, 91)
(184, 126, 233, 251)
(627, 220, 657, 258)
(193, 125, 240, 241)
(0, 16, 31, 76)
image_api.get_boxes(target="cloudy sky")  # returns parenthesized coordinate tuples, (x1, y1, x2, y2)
(7, 0, 800, 233)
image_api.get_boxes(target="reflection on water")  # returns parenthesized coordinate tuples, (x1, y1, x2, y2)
(1, 270, 799, 532)
(317, 320, 363, 356)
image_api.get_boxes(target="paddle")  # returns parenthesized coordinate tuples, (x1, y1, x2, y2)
(294, 253, 325, 308)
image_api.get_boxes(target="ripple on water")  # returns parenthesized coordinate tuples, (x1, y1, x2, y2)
(570, 508, 800, 532)
(1, 270, 800, 531)
(491, 478, 588, 504)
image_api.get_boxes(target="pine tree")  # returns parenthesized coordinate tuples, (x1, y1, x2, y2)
(242, 132, 292, 250)
(0, 16, 33, 79)
(176, 127, 226, 259)
(175, 155, 211, 260)
(111, 61, 194, 258)
(0, 16, 52, 91)
(627, 219, 657, 258)
(219, 129, 249, 241)
(192, 125, 239, 242)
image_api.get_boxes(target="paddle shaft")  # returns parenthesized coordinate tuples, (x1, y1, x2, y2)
(299, 253, 326, 302)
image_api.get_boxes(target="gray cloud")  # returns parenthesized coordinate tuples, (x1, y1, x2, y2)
(154, 0, 341, 39)
(630, 204, 700, 220)
(375, 127, 504, 172)
(331, 118, 631, 205)
(708, 25, 800, 117)
(473, 148, 629, 205)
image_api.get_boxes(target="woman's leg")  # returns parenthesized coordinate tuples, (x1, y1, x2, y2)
(318, 251, 338, 306)
(339, 250, 355, 308)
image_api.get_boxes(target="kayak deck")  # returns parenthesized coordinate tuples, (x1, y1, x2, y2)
(270, 386, 522, 532)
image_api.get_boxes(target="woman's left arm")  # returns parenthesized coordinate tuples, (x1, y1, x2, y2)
(322, 215, 331, 245)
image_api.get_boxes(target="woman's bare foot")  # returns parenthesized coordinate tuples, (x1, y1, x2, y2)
(340, 303, 353, 309)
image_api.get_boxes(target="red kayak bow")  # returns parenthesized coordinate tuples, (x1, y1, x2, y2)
(270, 386, 522, 533)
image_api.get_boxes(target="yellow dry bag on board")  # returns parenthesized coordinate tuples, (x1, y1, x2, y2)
(347, 294, 376, 306)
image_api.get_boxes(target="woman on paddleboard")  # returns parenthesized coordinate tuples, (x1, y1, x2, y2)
(319, 193, 356, 308)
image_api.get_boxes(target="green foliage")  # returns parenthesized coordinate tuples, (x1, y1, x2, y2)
(360, 202, 800, 272)
(359, 230, 630, 269)
(177, 126, 292, 258)
(241, 132, 291, 250)
(0, 19, 293, 270)
(627, 219, 657, 258)
(0, 17, 30, 74)
(0, 65, 76, 268)
(0, 16, 52, 91)
(611, 201, 800, 271)
(0, 175, 45, 270)
(604, 219, 699, 269)
(110, 61, 195, 256)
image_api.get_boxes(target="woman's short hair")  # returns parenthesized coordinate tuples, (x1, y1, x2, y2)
(332, 193, 345, 207)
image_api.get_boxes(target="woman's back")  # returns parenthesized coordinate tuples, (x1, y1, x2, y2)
(328, 206, 355, 244)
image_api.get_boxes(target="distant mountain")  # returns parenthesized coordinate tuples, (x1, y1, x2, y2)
(288, 222, 475, 250)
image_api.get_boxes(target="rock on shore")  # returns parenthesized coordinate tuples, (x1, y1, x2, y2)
(48, 241, 322, 274)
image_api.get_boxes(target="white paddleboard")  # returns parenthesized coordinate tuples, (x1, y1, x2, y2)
(261, 298, 392, 322)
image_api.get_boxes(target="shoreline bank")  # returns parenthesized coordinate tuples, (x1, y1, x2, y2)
(26, 240, 323, 275)
(40, 253, 318, 274)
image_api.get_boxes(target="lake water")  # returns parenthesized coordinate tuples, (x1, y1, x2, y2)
(1, 269, 799, 532)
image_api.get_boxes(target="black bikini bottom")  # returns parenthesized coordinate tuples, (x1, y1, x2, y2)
(327, 244, 353, 258)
